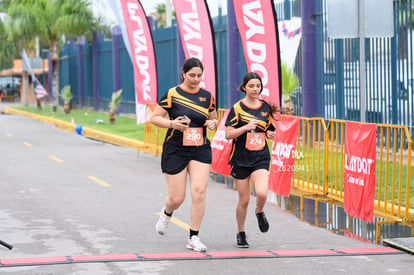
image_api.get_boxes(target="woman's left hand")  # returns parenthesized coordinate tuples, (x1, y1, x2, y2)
(204, 119, 218, 130)
(266, 130, 276, 140)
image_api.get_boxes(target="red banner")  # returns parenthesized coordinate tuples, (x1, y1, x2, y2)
(344, 122, 377, 223)
(119, 0, 157, 123)
(268, 116, 300, 196)
(232, 0, 282, 107)
(211, 110, 232, 176)
(173, 0, 217, 99)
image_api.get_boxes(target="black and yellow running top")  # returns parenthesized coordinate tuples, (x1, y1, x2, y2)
(225, 99, 275, 167)
(159, 85, 216, 146)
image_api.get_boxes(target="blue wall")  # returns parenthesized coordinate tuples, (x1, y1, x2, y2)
(59, 13, 236, 111)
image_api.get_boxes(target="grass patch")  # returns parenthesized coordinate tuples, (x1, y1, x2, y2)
(15, 106, 145, 141)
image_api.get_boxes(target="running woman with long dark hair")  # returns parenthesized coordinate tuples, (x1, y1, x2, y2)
(225, 72, 278, 248)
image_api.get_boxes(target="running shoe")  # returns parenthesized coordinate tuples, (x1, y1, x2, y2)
(156, 208, 171, 235)
(256, 211, 269, 233)
(237, 231, 249, 248)
(186, 235, 207, 252)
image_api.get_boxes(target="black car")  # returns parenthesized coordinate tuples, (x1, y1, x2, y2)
(0, 77, 20, 102)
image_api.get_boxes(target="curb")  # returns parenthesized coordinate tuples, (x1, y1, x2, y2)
(3, 106, 155, 153)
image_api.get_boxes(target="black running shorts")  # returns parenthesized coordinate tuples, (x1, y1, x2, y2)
(161, 142, 212, 175)
(230, 161, 270, 180)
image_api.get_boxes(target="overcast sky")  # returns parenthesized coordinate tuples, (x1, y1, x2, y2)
(91, 0, 285, 26)
(91, 0, 227, 25)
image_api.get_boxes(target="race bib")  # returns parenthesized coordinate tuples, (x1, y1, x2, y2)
(183, 128, 203, 146)
(245, 132, 266, 151)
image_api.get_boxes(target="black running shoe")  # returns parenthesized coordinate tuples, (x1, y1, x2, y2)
(237, 232, 249, 248)
(256, 212, 269, 233)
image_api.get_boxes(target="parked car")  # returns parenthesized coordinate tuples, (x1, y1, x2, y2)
(0, 77, 20, 102)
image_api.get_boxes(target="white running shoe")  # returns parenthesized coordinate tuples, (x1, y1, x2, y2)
(186, 235, 207, 252)
(156, 208, 171, 235)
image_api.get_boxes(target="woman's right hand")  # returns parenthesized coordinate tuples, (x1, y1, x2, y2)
(172, 116, 190, 131)
(245, 119, 257, 132)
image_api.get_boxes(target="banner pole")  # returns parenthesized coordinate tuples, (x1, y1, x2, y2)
(227, 0, 240, 108)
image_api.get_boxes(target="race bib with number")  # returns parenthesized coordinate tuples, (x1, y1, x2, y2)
(183, 128, 203, 146)
(245, 132, 266, 151)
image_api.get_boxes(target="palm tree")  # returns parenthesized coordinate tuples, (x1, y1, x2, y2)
(61, 85, 72, 114)
(0, 1, 19, 70)
(109, 89, 122, 124)
(6, 0, 95, 111)
(151, 3, 166, 28)
(0, 18, 15, 70)
(150, 3, 176, 28)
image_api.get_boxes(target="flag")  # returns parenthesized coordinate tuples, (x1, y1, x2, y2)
(21, 48, 48, 99)
(107, 0, 157, 124)
(232, 0, 282, 107)
(173, 0, 217, 100)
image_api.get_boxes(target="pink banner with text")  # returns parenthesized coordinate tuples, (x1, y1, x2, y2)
(268, 116, 300, 197)
(173, 0, 217, 99)
(120, 0, 157, 123)
(344, 121, 377, 223)
(232, 0, 282, 107)
(211, 110, 232, 176)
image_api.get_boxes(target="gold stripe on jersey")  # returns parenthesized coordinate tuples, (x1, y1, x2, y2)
(161, 87, 210, 118)
(228, 102, 268, 131)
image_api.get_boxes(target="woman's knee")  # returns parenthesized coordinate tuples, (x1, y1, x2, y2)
(167, 195, 185, 208)
(237, 194, 250, 208)
(255, 192, 267, 203)
(191, 188, 207, 203)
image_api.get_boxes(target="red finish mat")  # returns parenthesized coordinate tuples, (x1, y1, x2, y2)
(0, 247, 404, 267)
(71, 254, 139, 262)
(140, 252, 206, 259)
(207, 250, 274, 258)
(272, 249, 338, 256)
(1, 256, 69, 266)
(334, 247, 403, 254)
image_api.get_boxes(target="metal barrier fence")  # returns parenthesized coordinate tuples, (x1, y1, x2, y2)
(326, 120, 413, 220)
(143, 105, 413, 238)
(141, 103, 166, 156)
(291, 117, 328, 195)
(325, 119, 413, 242)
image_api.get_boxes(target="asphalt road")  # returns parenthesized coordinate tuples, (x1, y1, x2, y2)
(0, 109, 413, 274)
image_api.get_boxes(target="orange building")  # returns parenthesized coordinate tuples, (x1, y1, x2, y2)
(0, 59, 50, 103)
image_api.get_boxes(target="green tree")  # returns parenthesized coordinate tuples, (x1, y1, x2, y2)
(150, 3, 176, 28)
(151, 3, 166, 28)
(6, 0, 95, 110)
(0, 18, 15, 70)
(0, 0, 17, 69)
